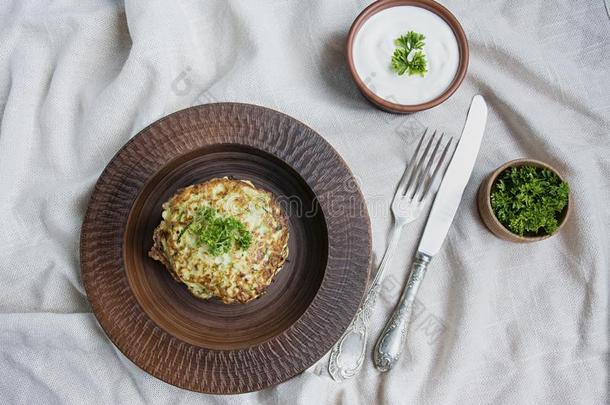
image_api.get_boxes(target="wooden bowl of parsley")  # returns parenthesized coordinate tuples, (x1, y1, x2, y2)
(477, 159, 571, 243)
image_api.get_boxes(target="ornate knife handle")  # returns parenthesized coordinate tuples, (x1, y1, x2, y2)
(373, 252, 431, 372)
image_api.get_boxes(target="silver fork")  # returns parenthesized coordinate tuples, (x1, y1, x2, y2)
(328, 128, 454, 381)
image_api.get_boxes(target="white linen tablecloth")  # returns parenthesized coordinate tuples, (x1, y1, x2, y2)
(0, 0, 608, 403)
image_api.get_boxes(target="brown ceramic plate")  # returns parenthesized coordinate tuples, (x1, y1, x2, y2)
(346, 0, 469, 113)
(80, 103, 372, 394)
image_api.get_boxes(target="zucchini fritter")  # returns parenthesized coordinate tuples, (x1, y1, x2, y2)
(149, 178, 289, 304)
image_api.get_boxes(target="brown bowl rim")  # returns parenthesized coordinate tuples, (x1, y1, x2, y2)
(478, 158, 571, 243)
(346, 0, 469, 113)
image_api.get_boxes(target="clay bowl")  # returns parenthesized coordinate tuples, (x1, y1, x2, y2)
(477, 158, 571, 243)
(80, 103, 372, 394)
(346, 0, 469, 113)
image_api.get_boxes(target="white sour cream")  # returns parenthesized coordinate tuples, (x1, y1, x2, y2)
(353, 6, 460, 105)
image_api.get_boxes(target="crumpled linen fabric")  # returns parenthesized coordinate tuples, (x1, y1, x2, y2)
(0, 1, 608, 404)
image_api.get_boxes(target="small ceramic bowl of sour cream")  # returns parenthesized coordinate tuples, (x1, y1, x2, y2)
(346, 0, 469, 113)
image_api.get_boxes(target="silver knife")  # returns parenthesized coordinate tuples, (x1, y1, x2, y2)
(373, 95, 488, 371)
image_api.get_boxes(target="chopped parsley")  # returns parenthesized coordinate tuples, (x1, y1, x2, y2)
(180, 206, 252, 255)
(490, 166, 569, 236)
(391, 31, 428, 77)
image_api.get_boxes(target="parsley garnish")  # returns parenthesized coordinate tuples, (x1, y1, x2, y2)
(490, 166, 569, 236)
(391, 31, 428, 77)
(181, 206, 252, 256)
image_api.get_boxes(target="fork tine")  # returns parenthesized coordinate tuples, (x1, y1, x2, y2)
(404, 130, 438, 198)
(396, 128, 428, 196)
(419, 135, 455, 201)
(411, 132, 445, 201)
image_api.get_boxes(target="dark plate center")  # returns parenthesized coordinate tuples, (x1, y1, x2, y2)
(124, 144, 328, 350)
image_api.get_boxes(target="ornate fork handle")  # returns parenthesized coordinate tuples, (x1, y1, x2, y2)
(373, 252, 431, 372)
(328, 225, 402, 381)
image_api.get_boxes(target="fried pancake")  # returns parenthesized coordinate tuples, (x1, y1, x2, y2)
(149, 178, 289, 304)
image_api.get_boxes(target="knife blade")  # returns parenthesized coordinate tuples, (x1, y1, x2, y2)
(417, 95, 487, 256)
